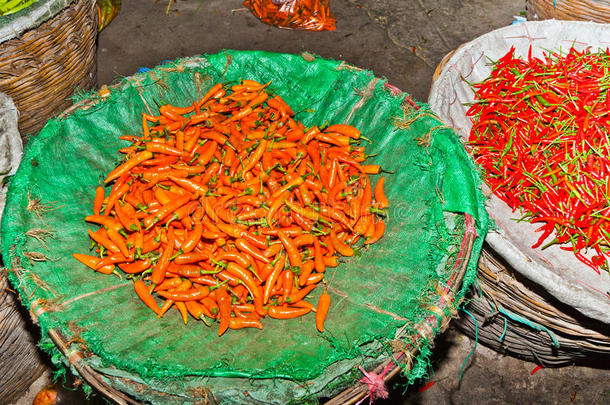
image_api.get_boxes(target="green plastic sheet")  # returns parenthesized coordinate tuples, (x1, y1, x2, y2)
(1, 50, 488, 404)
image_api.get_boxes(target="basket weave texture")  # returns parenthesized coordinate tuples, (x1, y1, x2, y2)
(0, 271, 46, 403)
(0, 0, 98, 137)
(455, 248, 610, 366)
(526, 0, 610, 23)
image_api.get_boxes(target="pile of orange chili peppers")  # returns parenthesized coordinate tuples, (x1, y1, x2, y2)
(243, 0, 336, 31)
(73, 80, 388, 335)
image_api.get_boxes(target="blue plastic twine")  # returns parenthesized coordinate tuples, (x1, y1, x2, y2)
(459, 308, 478, 382)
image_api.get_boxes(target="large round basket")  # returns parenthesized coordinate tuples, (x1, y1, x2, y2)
(428, 20, 610, 366)
(1, 51, 487, 404)
(526, 0, 610, 23)
(0, 0, 98, 138)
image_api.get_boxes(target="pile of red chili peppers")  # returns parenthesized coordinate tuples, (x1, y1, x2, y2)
(467, 46, 610, 274)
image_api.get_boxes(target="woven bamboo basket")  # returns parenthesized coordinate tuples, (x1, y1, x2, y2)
(0, 0, 98, 138)
(455, 247, 610, 366)
(526, 0, 610, 23)
(0, 270, 47, 403)
(1, 51, 487, 404)
(429, 27, 610, 365)
(0, 91, 45, 404)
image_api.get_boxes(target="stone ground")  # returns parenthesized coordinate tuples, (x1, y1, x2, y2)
(9, 0, 610, 404)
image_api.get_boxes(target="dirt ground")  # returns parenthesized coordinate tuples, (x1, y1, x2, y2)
(8, 0, 610, 404)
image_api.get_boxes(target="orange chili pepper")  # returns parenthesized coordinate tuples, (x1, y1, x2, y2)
(88, 229, 120, 254)
(173, 250, 212, 265)
(146, 142, 188, 157)
(234, 238, 270, 264)
(142, 195, 191, 229)
(229, 317, 263, 330)
(226, 262, 260, 299)
(154, 277, 183, 292)
(316, 292, 331, 332)
(264, 253, 285, 304)
(118, 259, 151, 274)
(216, 287, 232, 336)
(306, 272, 325, 285)
(157, 285, 210, 301)
(267, 305, 311, 319)
(93, 186, 105, 215)
(277, 230, 302, 269)
(73, 253, 115, 274)
(185, 300, 213, 323)
(150, 227, 175, 285)
(329, 228, 354, 257)
(134, 280, 161, 315)
(105, 151, 153, 184)
(365, 218, 386, 244)
(297, 260, 315, 287)
(267, 95, 294, 117)
(313, 236, 325, 273)
(324, 124, 360, 139)
(374, 177, 389, 209)
(104, 178, 130, 216)
(175, 301, 189, 324)
(285, 283, 317, 304)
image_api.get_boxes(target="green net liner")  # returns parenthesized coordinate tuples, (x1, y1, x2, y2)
(1, 50, 488, 404)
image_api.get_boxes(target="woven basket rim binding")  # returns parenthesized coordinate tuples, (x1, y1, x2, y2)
(526, 0, 610, 23)
(0, 0, 76, 44)
(456, 248, 610, 366)
(14, 57, 481, 405)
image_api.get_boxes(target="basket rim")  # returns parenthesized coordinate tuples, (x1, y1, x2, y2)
(455, 247, 610, 367)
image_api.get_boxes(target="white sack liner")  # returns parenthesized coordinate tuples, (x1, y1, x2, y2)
(428, 20, 610, 324)
(0, 92, 23, 229)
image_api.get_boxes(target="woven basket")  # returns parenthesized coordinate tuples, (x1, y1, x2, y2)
(0, 270, 47, 403)
(2, 51, 487, 404)
(0, 92, 44, 404)
(0, 0, 98, 138)
(455, 248, 610, 366)
(429, 29, 610, 365)
(526, 0, 610, 23)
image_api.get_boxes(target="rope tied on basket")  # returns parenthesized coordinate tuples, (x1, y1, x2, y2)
(344, 78, 379, 124)
(496, 307, 560, 348)
(453, 214, 478, 271)
(355, 361, 394, 405)
(458, 308, 478, 383)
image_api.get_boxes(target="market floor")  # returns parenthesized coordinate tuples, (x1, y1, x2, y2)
(11, 0, 610, 404)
